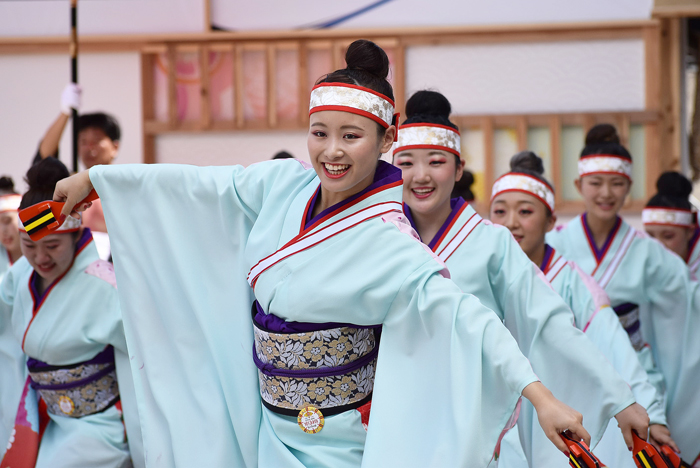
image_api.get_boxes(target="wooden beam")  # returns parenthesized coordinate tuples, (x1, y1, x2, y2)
(644, 23, 662, 196)
(234, 44, 244, 129)
(203, 0, 211, 32)
(482, 117, 495, 192)
(516, 116, 528, 151)
(199, 44, 211, 130)
(141, 53, 156, 163)
(298, 41, 309, 125)
(549, 116, 563, 206)
(267, 43, 277, 128)
(393, 43, 406, 119)
(167, 44, 178, 129)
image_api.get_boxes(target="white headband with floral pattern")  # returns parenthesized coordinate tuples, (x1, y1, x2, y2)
(393, 123, 461, 156)
(491, 173, 555, 212)
(642, 208, 695, 228)
(309, 82, 396, 129)
(578, 155, 632, 179)
(0, 194, 21, 214)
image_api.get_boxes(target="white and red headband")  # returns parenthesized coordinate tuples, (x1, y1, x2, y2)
(0, 194, 21, 214)
(642, 207, 695, 228)
(309, 82, 396, 131)
(393, 123, 461, 157)
(18, 213, 81, 234)
(578, 154, 632, 180)
(491, 173, 555, 213)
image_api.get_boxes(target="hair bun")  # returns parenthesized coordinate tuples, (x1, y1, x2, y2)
(510, 151, 545, 175)
(657, 171, 692, 199)
(345, 39, 390, 80)
(586, 124, 620, 145)
(25, 158, 70, 193)
(405, 90, 451, 120)
(0, 176, 15, 192)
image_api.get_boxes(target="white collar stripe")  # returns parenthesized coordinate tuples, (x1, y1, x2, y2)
(642, 208, 694, 228)
(437, 212, 482, 262)
(309, 83, 395, 128)
(578, 155, 632, 179)
(247, 202, 402, 287)
(491, 174, 555, 212)
(545, 256, 568, 283)
(598, 228, 636, 288)
(394, 124, 461, 156)
(0, 194, 21, 213)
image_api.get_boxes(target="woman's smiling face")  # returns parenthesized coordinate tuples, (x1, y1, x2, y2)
(307, 110, 395, 204)
(575, 174, 631, 221)
(394, 148, 462, 217)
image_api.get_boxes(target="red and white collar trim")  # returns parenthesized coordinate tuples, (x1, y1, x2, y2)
(0, 194, 21, 214)
(18, 213, 81, 233)
(578, 154, 632, 180)
(491, 173, 555, 212)
(393, 123, 461, 157)
(309, 82, 395, 129)
(642, 207, 695, 228)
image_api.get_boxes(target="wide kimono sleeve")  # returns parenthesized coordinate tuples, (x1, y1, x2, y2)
(564, 263, 665, 425)
(0, 261, 28, 459)
(484, 228, 634, 458)
(89, 161, 307, 467)
(362, 258, 538, 467)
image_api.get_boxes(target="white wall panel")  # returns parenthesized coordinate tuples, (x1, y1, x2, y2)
(406, 39, 645, 114)
(0, 52, 141, 192)
(155, 131, 311, 167)
(0, 0, 205, 37)
(212, 0, 652, 31)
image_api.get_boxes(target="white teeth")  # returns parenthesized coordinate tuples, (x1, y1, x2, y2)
(413, 188, 434, 194)
(324, 163, 349, 173)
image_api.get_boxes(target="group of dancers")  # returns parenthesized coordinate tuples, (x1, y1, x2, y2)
(0, 38, 698, 467)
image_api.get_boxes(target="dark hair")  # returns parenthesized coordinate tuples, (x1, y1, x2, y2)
(317, 40, 393, 102)
(0, 176, 17, 196)
(585, 124, 620, 145)
(78, 112, 121, 142)
(580, 141, 632, 161)
(646, 171, 693, 210)
(20, 158, 70, 209)
(509, 151, 554, 215)
(403, 90, 458, 130)
(452, 169, 475, 201)
(272, 151, 294, 160)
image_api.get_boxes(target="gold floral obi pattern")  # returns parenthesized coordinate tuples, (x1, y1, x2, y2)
(27, 346, 120, 418)
(252, 303, 380, 417)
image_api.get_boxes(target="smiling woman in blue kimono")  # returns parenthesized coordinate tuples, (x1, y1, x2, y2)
(546, 125, 700, 464)
(392, 90, 649, 467)
(642, 172, 700, 279)
(52, 40, 590, 468)
(0, 177, 25, 460)
(489, 151, 668, 467)
(0, 158, 141, 468)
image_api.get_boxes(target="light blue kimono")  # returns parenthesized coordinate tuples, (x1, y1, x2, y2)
(403, 198, 635, 467)
(90, 159, 540, 468)
(0, 245, 25, 459)
(540, 244, 664, 467)
(0, 230, 141, 468)
(548, 214, 700, 462)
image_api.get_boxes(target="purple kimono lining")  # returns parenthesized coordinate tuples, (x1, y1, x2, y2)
(303, 160, 402, 230)
(27, 345, 115, 372)
(582, 213, 621, 262)
(252, 301, 381, 333)
(540, 244, 555, 272)
(404, 197, 465, 249)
